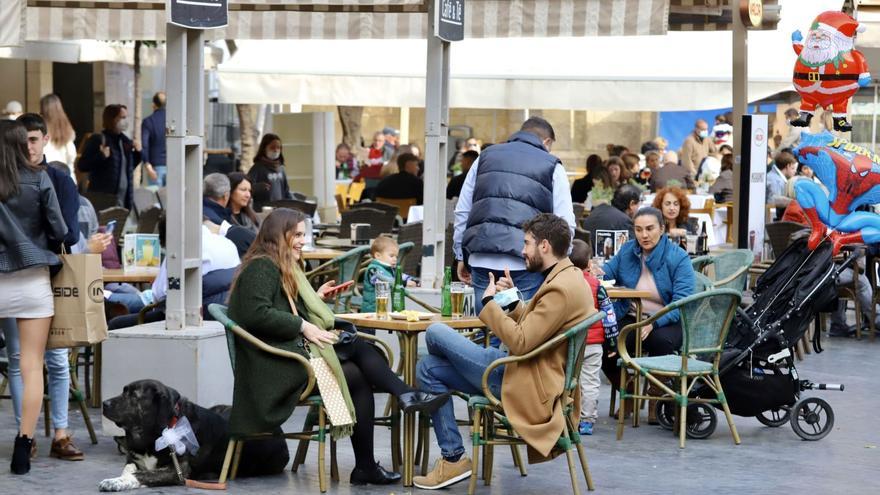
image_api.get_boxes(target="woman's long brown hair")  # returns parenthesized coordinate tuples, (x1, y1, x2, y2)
(40, 94, 75, 147)
(232, 207, 307, 301)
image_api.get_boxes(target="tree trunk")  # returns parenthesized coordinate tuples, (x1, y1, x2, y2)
(225, 39, 259, 171)
(338, 106, 364, 155)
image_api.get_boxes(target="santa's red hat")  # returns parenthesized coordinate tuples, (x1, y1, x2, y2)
(812, 10, 865, 38)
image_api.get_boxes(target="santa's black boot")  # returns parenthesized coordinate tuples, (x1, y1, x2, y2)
(790, 111, 813, 127)
(833, 116, 853, 132)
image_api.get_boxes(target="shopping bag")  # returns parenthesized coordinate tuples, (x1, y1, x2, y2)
(48, 253, 108, 348)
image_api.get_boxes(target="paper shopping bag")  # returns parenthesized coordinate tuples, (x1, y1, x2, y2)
(48, 253, 108, 348)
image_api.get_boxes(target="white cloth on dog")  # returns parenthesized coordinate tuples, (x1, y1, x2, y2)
(154, 416, 200, 456)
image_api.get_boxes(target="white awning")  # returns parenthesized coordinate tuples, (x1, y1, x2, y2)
(0, 40, 223, 68)
(1, 0, 25, 47)
(25, 0, 669, 41)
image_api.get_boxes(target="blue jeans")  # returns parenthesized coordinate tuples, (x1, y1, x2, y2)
(470, 267, 545, 315)
(416, 324, 506, 459)
(1, 318, 70, 429)
(147, 165, 167, 187)
(107, 292, 146, 313)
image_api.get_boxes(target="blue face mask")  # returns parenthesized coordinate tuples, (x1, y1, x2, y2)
(698, 130, 709, 139)
(493, 288, 523, 312)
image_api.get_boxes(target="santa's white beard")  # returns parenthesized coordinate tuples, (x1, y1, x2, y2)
(800, 32, 853, 66)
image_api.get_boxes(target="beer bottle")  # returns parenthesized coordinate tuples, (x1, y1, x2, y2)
(441, 266, 452, 317)
(697, 222, 708, 256)
(392, 267, 406, 312)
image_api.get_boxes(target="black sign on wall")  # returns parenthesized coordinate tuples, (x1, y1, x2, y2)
(435, 0, 465, 42)
(167, 0, 228, 29)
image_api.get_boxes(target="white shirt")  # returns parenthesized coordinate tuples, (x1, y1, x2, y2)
(453, 156, 576, 271)
(44, 137, 78, 184)
(151, 225, 241, 301)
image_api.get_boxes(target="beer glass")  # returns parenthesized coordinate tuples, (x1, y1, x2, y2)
(375, 281, 390, 320)
(450, 282, 465, 319)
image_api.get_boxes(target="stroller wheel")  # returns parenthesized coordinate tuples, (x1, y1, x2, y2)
(685, 404, 717, 440)
(790, 397, 834, 441)
(655, 401, 676, 431)
(756, 406, 791, 427)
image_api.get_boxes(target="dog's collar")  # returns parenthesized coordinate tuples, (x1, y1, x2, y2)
(168, 401, 182, 428)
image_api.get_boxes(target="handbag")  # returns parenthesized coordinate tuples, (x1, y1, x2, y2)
(285, 293, 359, 360)
(48, 250, 108, 348)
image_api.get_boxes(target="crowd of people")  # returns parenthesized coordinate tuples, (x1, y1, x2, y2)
(0, 92, 872, 492)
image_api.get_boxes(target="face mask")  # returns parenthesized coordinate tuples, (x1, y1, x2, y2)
(117, 118, 129, 132)
(698, 130, 709, 139)
(267, 150, 281, 160)
(493, 288, 523, 312)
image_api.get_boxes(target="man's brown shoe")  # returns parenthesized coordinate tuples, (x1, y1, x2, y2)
(50, 435, 84, 461)
(413, 457, 472, 490)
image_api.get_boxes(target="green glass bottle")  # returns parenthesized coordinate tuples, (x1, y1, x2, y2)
(441, 266, 452, 317)
(391, 267, 406, 312)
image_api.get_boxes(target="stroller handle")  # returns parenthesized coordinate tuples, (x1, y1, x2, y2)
(801, 381, 845, 392)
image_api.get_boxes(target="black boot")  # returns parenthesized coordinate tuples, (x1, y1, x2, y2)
(11, 434, 33, 474)
(398, 391, 450, 414)
(790, 111, 813, 127)
(833, 116, 853, 132)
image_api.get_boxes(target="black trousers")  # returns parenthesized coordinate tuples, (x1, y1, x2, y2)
(601, 315, 683, 386)
(340, 339, 411, 470)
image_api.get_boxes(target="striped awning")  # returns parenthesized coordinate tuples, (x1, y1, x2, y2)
(25, 0, 670, 41)
(1, 0, 26, 46)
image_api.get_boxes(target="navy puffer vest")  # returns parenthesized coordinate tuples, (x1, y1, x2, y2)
(462, 131, 558, 261)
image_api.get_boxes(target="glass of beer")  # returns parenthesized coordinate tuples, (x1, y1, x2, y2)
(375, 281, 390, 320)
(450, 282, 465, 319)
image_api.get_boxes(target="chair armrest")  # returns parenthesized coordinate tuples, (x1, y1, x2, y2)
(690, 255, 713, 274)
(479, 311, 605, 408)
(404, 291, 440, 313)
(713, 264, 750, 290)
(137, 302, 163, 325)
(226, 323, 317, 402)
(356, 332, 395, 369)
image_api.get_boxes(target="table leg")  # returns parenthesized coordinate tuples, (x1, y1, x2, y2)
(91, 343, 103, 408)
(401, 333, 417, 487)
(632, 300, 643, 428)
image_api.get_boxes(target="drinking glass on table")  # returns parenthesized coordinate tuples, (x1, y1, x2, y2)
(450, 282, 466, 319)
(375, 281, 390, 320)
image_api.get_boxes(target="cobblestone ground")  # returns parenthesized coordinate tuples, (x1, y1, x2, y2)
(0, 333, 877, 494)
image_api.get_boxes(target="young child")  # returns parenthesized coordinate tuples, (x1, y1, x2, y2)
(570, 239, 618, 435)
(362, 236, 418, 313)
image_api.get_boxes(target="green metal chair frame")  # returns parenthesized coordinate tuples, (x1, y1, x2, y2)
(306, 245, 370, 312)
(615, 289, 742, 449)
(690, 249, 753, 292)
(466, 312, 605, 495)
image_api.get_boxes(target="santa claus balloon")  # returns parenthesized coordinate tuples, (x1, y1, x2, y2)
(791, 11, 871, 132)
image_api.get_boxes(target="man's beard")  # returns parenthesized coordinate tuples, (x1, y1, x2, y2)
(524, 252, 542, 273)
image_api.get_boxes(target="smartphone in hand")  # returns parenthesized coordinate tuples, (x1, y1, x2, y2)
(327, 280, 354, 294)
(105, 220, 117, 235)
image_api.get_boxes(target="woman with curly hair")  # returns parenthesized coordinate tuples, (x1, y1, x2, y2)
(652, 186, 698, 237)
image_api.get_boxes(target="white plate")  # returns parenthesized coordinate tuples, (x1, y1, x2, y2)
(389, 311, 435, 321)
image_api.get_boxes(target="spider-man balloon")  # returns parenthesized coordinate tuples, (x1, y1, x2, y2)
(794, 132, 880, 255)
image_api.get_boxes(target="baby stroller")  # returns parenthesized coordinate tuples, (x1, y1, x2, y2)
(655, 235, 851, 441)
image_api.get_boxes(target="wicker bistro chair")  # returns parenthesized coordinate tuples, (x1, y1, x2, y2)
(136, 206, 162, 234)
(338, 208, 396, 240)
(765, 222, 809, 260)
(268, 199, 318, 218)
(615, 289, 742, 449)
(98, 206, 130, 241)
(466, 313, 605, 495)
(397, 222, 423, 276)
(208, 304, 398, 492)
(690, 249, 753, 292)
(208, 304, 333, 492)
(306, 245, 371, 312)
(376, 197, 417, 221)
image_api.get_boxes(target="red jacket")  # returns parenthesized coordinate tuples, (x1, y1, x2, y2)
(582, 272, 604, 345)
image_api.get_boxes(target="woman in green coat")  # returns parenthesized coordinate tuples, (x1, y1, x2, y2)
(227, 208, 448, 485)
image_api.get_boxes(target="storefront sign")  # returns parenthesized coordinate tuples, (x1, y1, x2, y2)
(740, 0, 763, 28)
(435, 0, 465, 42)
(167, 0, 228, 29)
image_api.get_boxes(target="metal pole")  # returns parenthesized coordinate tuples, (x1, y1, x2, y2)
(165, 23, 204, 330)
(731, 0, 748, 247)
(421, 1, 450, 288)
(872, 84, 877, 149)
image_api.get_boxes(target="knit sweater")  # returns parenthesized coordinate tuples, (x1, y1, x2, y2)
(227, 257, 310, 435)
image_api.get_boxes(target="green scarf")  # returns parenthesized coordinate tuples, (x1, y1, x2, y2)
(292, 268, 357, 439)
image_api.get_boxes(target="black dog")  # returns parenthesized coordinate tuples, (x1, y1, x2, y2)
(100, 379, 288, 491)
